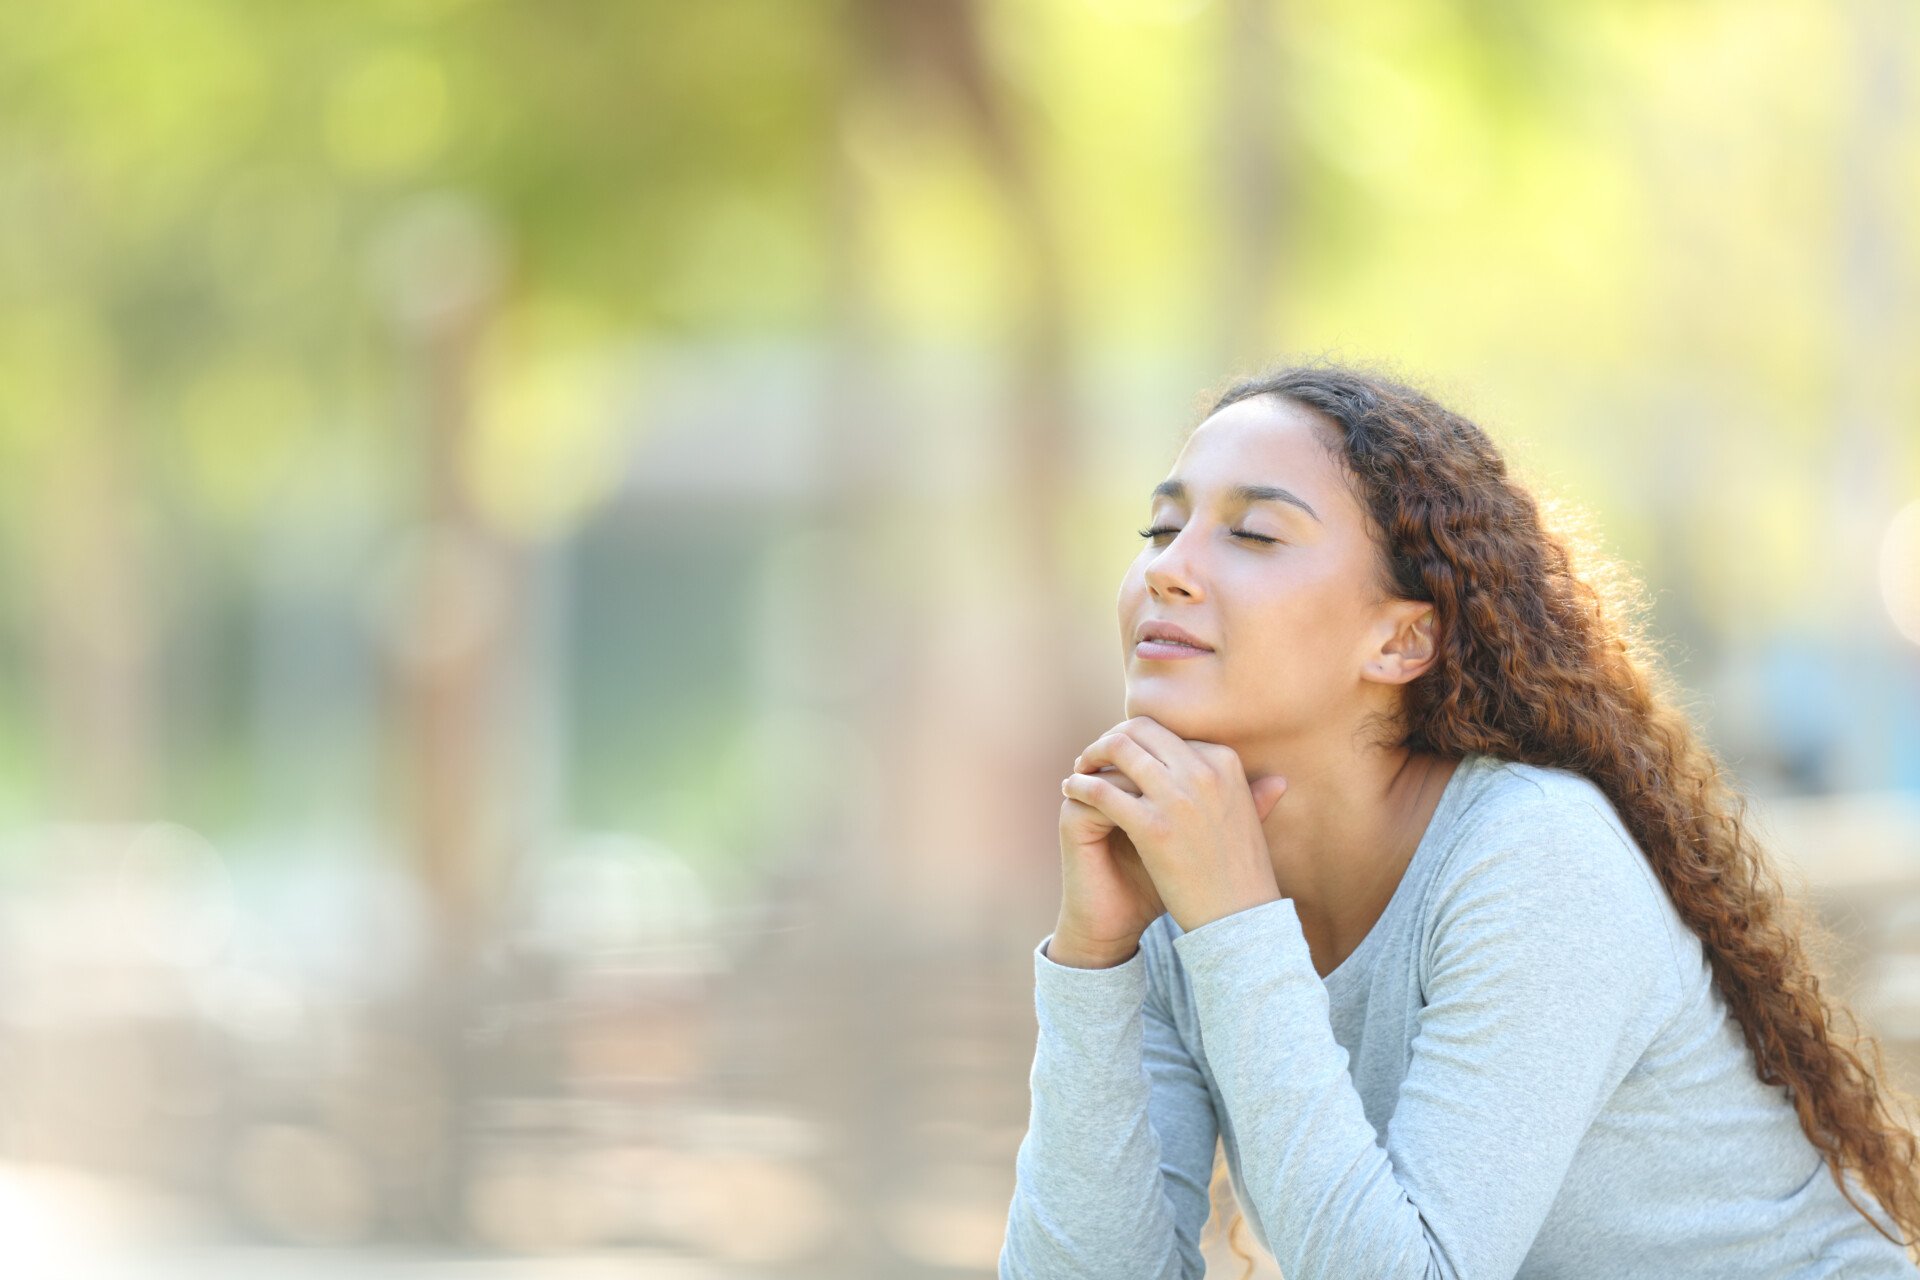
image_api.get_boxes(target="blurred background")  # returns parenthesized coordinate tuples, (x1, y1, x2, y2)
(0, 0, 1917, 1276)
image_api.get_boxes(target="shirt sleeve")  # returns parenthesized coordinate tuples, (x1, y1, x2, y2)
(1169, 802, 1677, 1280)
(998, 928, 1220, 1280)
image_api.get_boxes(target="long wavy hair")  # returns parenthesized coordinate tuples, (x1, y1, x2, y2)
(1187, 360, 1920, 1277)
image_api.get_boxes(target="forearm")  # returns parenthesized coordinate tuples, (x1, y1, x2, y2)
(999, 935, 1204, 1280)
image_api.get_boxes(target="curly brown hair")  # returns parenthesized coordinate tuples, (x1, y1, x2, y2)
(1185, 359, 1920, 1277)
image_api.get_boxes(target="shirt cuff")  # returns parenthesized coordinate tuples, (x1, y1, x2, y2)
(1033, 931, 1150, 1015)
(1031, 932, 1151, 1071)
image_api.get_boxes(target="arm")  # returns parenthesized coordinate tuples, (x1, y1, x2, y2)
(1170, 804, 1676, 1280)
(999, 927, 1220, 1280)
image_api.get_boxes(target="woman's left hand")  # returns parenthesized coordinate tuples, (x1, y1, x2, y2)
(1063, 715, 1290, 934)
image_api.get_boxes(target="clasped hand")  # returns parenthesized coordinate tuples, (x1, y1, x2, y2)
(1062, 715, 1290, 934)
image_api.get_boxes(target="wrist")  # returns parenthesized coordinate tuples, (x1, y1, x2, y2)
(1046, 932, 1139, 969)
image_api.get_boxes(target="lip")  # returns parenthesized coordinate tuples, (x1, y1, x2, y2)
(1135, 639, 1213, 660)
(1135, 620, 1215, 651)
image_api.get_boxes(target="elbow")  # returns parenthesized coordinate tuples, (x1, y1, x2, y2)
(999, 1232, 1202, 1280)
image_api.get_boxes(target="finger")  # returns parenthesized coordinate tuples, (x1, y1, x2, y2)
(1075, 731, 1172, 797)
(1250, 772, 1289, 820)
(1194, 739, 1248, 782)
(1127, 717, 1250, 790)
(1062, 770, 1134, 802)
(1060, 770, 1152, 833)
(1067, 764, 1143, 796)
(1082, 721, 1182, 771)
(1078, 718, 1176, 771)
(1116, 716, 1208, 774)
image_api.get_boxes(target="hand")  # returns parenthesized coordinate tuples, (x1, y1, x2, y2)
(1062, 716, 1289, 934)
(1057, 754, 1165, 964)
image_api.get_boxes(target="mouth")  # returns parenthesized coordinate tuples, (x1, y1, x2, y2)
(1134, 622, 1215, 653)
(1134, 637, 1214, 659)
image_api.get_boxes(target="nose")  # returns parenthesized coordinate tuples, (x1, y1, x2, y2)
(1142, 529, 1204, 600)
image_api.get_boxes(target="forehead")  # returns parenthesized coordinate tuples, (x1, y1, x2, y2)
(1166, 395, 1344, 500)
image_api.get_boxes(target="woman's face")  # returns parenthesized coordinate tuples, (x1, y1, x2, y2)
(1117, 393, 1412, 749)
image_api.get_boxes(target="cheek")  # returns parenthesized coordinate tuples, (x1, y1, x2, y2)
(1227, 589, 1350, 672)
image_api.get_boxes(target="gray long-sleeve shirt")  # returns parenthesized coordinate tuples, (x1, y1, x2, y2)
(1000, 750, 1919, 1278)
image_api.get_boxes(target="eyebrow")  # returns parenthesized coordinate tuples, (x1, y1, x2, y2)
(1149, 478, 1322, 524)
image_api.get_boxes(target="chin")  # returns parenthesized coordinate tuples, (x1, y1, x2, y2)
(1120, 692, 1218, 739)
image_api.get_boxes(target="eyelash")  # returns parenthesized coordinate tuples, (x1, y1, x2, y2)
(1136, 525, 1278, 545)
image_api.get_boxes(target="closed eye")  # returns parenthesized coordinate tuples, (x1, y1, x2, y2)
(1137, 525, 1278, 545)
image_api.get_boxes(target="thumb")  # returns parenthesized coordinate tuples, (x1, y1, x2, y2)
(1250, 773, 1288, 821)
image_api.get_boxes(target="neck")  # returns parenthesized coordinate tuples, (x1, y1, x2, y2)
(1237, 738, 1463, 973)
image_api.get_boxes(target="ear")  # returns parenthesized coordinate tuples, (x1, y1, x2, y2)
(1369, 602, 1440, 684)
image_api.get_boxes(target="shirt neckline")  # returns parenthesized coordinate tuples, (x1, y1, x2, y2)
(1160, 752, 1492, 981)
(1316, 751, 1487, 992)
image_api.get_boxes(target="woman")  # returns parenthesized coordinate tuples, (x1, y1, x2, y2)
(998, 362, 1920, 1278)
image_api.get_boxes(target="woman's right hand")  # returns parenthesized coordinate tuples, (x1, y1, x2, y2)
(1054, 762, 1166, 965)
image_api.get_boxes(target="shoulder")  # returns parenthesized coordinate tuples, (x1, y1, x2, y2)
(1448, 757, 1652, 885)
(1429, 757, 1687, 989)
